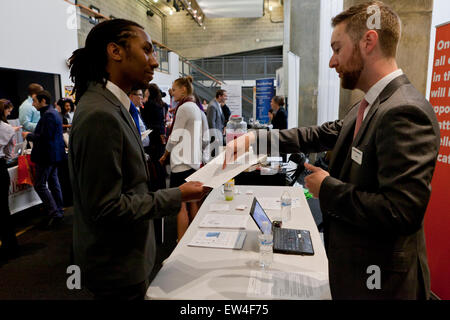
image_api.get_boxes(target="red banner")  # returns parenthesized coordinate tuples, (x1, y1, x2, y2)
(425, 21, 450, 300)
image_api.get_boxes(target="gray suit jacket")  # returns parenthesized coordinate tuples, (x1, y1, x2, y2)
(265, 75, 440, 299)
(207, 99, 225, 133)
(68, 83, 182, 290)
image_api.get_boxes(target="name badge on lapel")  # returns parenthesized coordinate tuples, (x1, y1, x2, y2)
(351, 147, 363, 165)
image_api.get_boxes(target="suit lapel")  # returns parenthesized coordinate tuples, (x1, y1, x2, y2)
(89, 83, 149, 178)
(353, 74, 411, 147)
(328, 102, 358, 176)
(335, 74, 411, 179)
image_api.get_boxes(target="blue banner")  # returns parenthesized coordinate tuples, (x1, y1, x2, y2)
(255, 78, 275, 124)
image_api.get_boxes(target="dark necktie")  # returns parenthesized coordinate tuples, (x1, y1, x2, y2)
(129, 102, 141, 135)
(353, 99, 369, 140)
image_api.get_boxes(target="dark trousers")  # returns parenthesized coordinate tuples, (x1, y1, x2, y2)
(90, 279, 149, 301)
(0, 158, 18, 250)
(34, 163, 64, 218)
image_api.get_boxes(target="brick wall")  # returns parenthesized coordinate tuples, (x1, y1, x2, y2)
(76, 0, 163, 47)
(166, 5, 284, 59)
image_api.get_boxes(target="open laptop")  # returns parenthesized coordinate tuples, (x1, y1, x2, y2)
(249, 197, 314, 256)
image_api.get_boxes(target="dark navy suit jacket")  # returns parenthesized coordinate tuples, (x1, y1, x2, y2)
(27, 105, 66, 165)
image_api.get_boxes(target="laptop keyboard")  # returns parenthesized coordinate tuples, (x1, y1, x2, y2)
(274, 228, 301, 251)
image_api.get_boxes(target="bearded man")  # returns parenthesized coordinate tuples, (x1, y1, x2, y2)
(224, 1, 440, 299)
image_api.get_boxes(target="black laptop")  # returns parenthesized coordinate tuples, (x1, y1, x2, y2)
(249, 197, 314, 256)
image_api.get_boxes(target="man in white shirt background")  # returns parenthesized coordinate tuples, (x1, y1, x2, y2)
(19, 83, 43, 132)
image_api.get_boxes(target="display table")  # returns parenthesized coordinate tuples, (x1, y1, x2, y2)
(146, 185, 331, 300)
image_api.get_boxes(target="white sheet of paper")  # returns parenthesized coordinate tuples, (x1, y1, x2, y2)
(209, 204, 230, 212)
(188, 230, 247, 249)
(141, 129, 152, 141)
(292, 198, 302, 208)
(186, 148, 267, 188)
(247, 271, 331, 300)
(258, 197, 281, 210)
(199, 214, 249, 229)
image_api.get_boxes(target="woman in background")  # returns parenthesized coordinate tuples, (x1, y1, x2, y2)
(159, 76, 209, 241)
(0, 99, 21, 261)
(269, 96, 287, 130)
(141, 83, 168, 191)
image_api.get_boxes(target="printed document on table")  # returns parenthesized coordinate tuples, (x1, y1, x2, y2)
(186, 148, 267, 188)
(199, 214, 249, 229)
(247, 270, 331, 300)
(188, 230, 247, 249)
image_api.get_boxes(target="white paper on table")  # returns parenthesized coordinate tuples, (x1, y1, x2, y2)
(292, 198, 302, 208)
(258, 197, 281, 210)
(199, 214, 249, 229)
(188, 230, 247, 249)
(247, 270, 331, 300)
(209, 204, 230, 212)
(141, 129, 152, 141)
(186, 148, 267, 188)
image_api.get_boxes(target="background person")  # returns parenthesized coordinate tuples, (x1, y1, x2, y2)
(0, 99, 21, 261)
(129, 89, 150, 149)
(141, 83, 168, 191)
(18, 83, 43, 133)
(23, 90, 66, 227)
(207, 89, 227, 154)
(269, 96, 287, 130)
(160, 76, 209, 241)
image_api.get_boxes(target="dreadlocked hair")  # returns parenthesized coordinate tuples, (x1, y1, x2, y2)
(68, 19, 143, 104)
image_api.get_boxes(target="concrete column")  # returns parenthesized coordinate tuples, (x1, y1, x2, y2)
(339, 0, 434, 117)
(283, 0, 321, 127)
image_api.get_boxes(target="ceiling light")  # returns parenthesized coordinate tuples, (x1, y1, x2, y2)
(269, 5, 273, 11)
(153, 0, 158, 3)
(169, 9, 173, 15)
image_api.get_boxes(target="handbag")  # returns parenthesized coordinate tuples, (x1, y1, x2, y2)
(17, 154, 36, 186)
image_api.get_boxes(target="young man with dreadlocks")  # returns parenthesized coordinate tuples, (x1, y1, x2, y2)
(68, 19, 208, 300)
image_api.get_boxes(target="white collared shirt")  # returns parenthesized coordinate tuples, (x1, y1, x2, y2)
(105, 80, 138, 129)
(363, 69, 403, 120)
(106, 80, 131, 112)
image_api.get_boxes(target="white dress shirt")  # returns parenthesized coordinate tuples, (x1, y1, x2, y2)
(105, 81, 139, 131)
(363, 69, 403, 120)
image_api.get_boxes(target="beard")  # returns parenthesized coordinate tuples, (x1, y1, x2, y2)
(340, 45, 364, 90)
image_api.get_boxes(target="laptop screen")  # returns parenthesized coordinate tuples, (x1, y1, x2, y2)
(249, 197, 272, 232)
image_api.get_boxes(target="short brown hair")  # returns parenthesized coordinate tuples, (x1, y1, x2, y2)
(0, 99, 14, 122)
(272, 96, 285, 107)
(331, 1, 401, 58)
(28, 83, 44, 96)
(36, 90, 52, 105)
(216, 89, 226, 99)
(174, 75, 194, 96)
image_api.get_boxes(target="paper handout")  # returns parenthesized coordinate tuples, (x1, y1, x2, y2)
(188, 230, 247, 249)
(186, 148, 267, 188)
(199, 214, 249, 229)
(141, 129, 152, 141)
